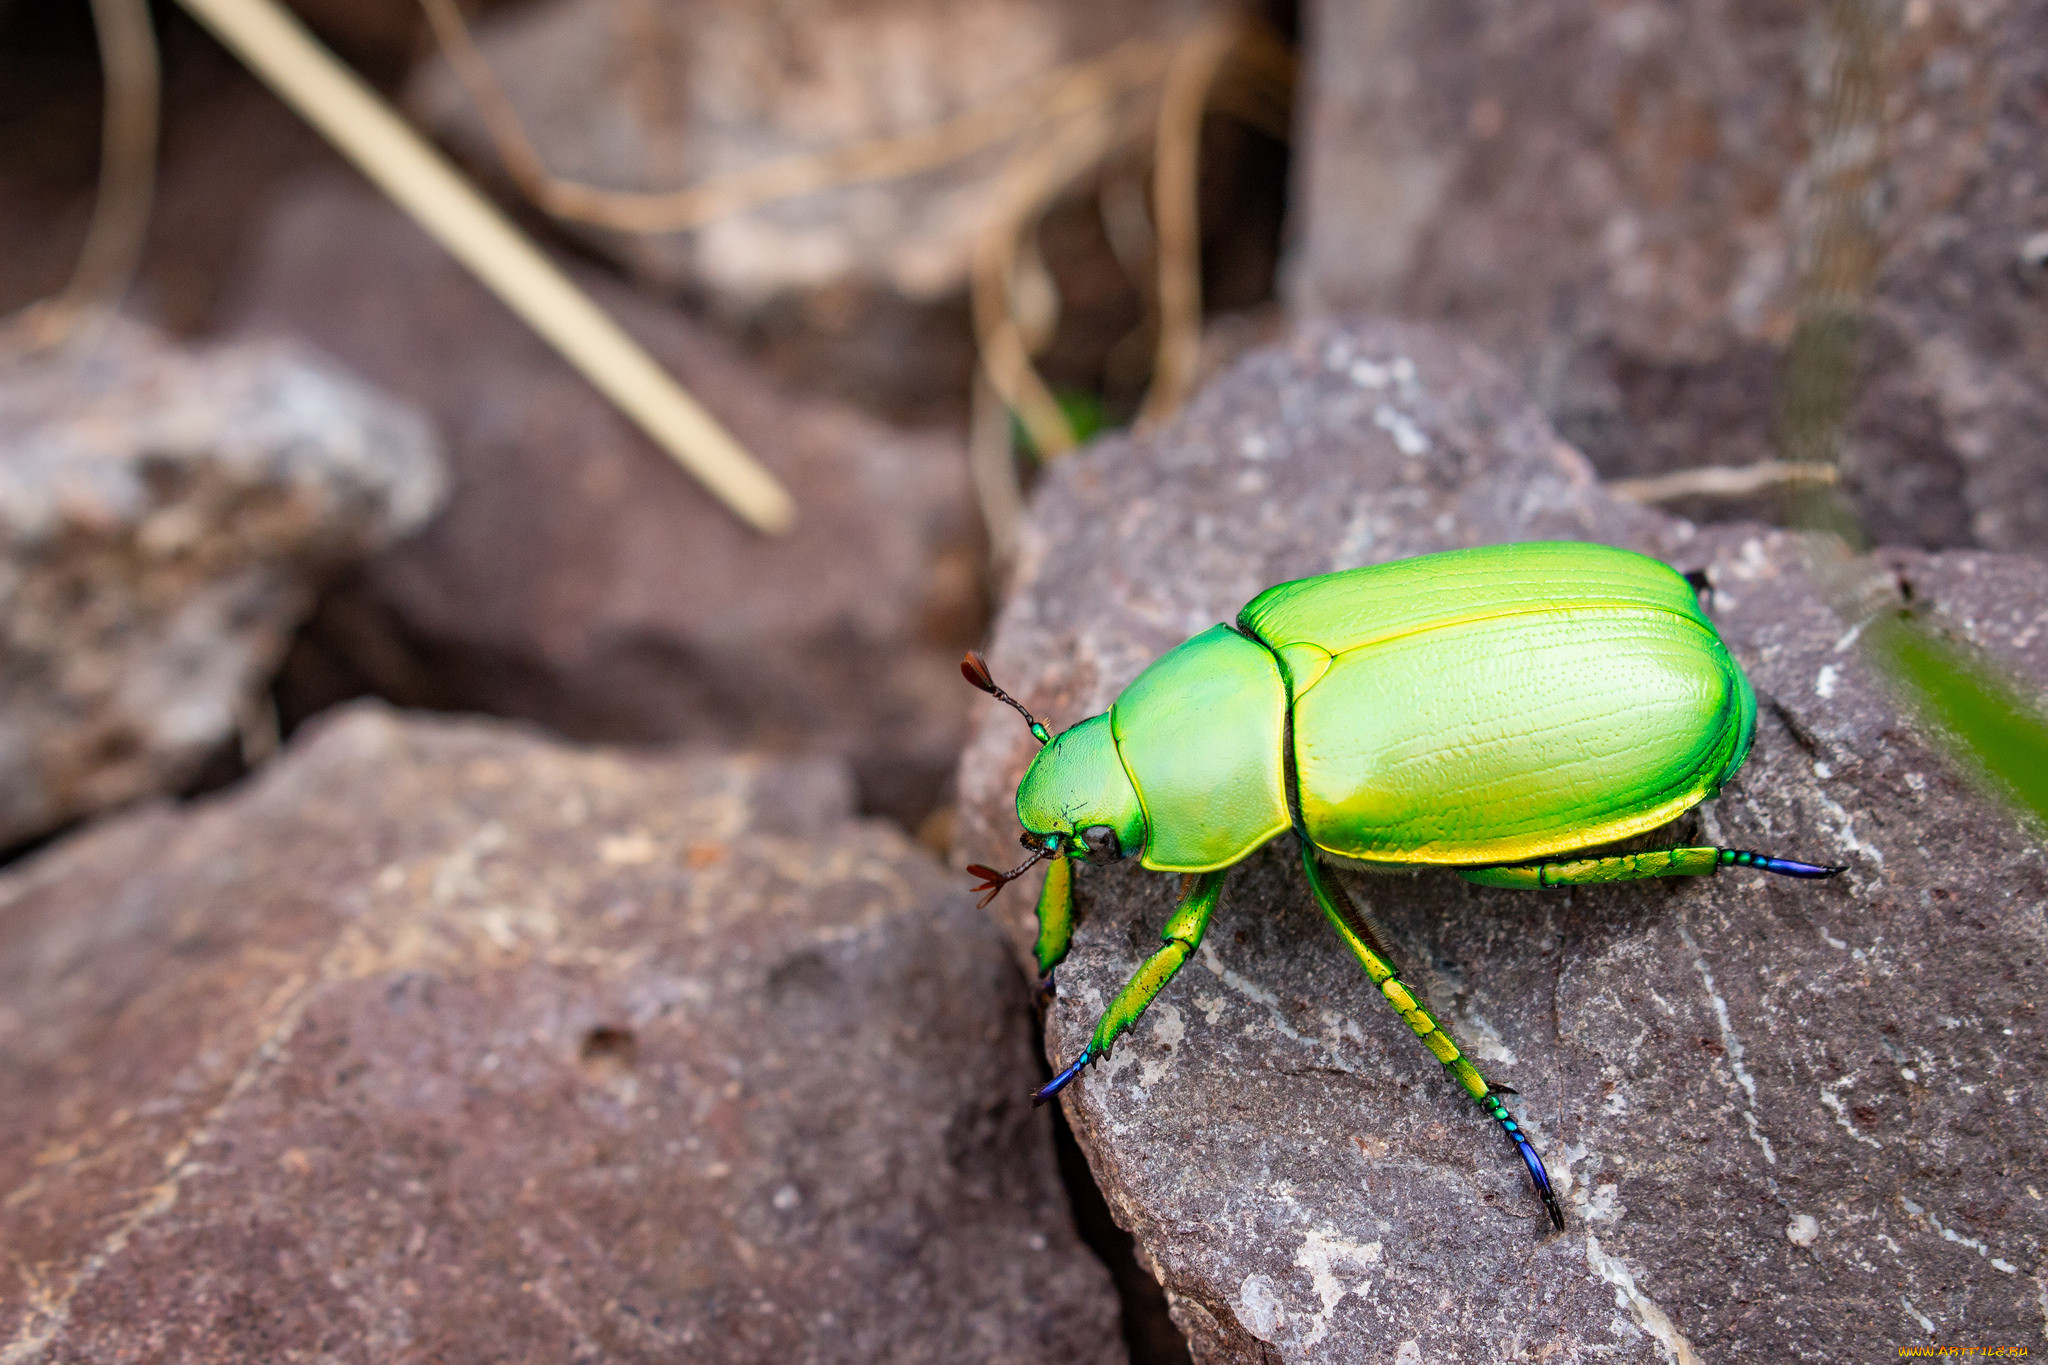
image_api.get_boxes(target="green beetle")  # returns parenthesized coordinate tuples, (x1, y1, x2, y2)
(965, 540, 1842, 1230)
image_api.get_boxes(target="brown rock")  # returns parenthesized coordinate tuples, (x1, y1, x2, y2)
(1289, 0, 2048, 554)
(0, 704, 1125, 1363)
(0, 318, 444, 849)
(958, 319, 2048, 1360)
(230, 177, 984, 827)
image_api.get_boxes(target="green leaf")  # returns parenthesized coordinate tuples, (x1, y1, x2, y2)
(1863, 614, 2048, 828)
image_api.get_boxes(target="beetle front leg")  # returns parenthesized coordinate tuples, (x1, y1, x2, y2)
(1031, 856, 1076, 1003)
(1300, 846, 1566, 1231)
(1032, 868, 1228, 1106)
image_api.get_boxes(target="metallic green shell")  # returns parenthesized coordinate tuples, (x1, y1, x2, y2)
(1238, 540, 1712, 683)
(1239, 542, 1755, 865)
(1110, 625, 1291, 872)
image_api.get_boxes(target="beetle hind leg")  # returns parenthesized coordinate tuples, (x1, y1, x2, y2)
(1458, 845, 1846, 889)
(1032, 869, 1228, 1107)
(1301, 846, 1566, 1231)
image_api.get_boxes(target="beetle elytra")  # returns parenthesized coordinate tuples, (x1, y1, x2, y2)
(966, 541, 1842, 1230)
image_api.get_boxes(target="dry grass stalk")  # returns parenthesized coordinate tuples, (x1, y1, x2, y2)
(1608, 461, 1841, 505)
(419, 0, 1183, 236)
(1139, 16, 1247, 427)
(2, 0, 159, 354)
(172, 0, 795, 533)
(415, 1, 1291, 551)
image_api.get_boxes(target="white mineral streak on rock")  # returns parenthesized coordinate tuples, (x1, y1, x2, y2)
(1289, 1226, 1383, 1348)
(1899, 1193, 2015, 1268)
(1819, 1074, 1885, 1149)
(1198, 941, 1315, 1050)
(1348, 359, 1389, 389)
(1136, 1003, 1184, 1091)
(1373, 403, 1432, 456)
(1680, 925, 1776, 1165)
(1814, 790, 1886, 872)
(1586, 1234, 1702, 1365)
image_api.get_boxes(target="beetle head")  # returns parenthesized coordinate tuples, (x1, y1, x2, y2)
(960, 654, 1145, 905)
(1015, 714, 1145, 865)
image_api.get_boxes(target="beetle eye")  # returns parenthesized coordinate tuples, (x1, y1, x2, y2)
(1078, 825, 1123, 865)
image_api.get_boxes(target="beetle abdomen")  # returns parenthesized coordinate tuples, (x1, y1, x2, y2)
(1290, 606, 1754, 865)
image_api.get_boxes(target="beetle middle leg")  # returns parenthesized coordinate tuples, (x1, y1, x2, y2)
(1300, 845, 1567, 1231)
(1457, 846, 1845, 889)
(1032, 868, 1228, 1106)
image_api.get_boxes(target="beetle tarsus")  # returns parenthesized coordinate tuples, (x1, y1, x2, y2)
(1481, 1090, 1565, 1230)
(1032, 1048, 1094, 1106)
(1760, 856, 1846, 879)
(1513, 1135, 1567, 1232)
(1721, 849, 1847, 879)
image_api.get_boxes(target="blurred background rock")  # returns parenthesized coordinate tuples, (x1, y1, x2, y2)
(1290, 0, 2048, 555)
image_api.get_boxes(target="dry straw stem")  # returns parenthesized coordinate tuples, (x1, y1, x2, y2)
(172, 0, 795, 533)
(1608, 461, 1840, 505)
(1139, 16, 1254, 427)
(420, 2, 1289, 444)
(972, 95, 1156, 459)
(419, 0, 1181, 236)
(416, 1, 1288, 549)
(2, 0, 159, 354)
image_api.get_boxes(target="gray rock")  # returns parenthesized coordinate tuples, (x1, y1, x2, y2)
(958, 319, 2048, 1361)
(1288, 0, 2048, 555)
(0, 704, 1124, 1363)
(0, 319, 444, 848)
(231, 179, 985, 828)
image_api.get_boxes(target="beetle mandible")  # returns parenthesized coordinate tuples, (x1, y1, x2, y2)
(965, 540, 1842, 1230)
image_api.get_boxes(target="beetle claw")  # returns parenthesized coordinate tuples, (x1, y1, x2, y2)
(1034, 969, 1058, 1008)
(1032, 1047, 1094, 1106)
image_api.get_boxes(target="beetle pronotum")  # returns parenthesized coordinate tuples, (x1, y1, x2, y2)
(968, 541, 1842, 1230)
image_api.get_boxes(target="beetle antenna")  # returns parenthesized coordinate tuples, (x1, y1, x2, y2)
(965, 841, 1050, 908)
(961, 652, 1052, 745)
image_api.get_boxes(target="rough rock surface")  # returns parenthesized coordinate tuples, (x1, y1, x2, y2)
(1288, 0, 2048, 555)
(0, 704, 1124, 1363)
(958, 319, 2048, 1361)
(407, 0, 1218, 415)
(231, 178, 984, 827)
(0, 319, 443, 849)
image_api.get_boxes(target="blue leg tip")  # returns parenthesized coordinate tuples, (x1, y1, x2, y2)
(1032, 1049, 1092, 1107)
(1513, 1137, 1566, 1232)
(1757, 856, 1846, 879)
